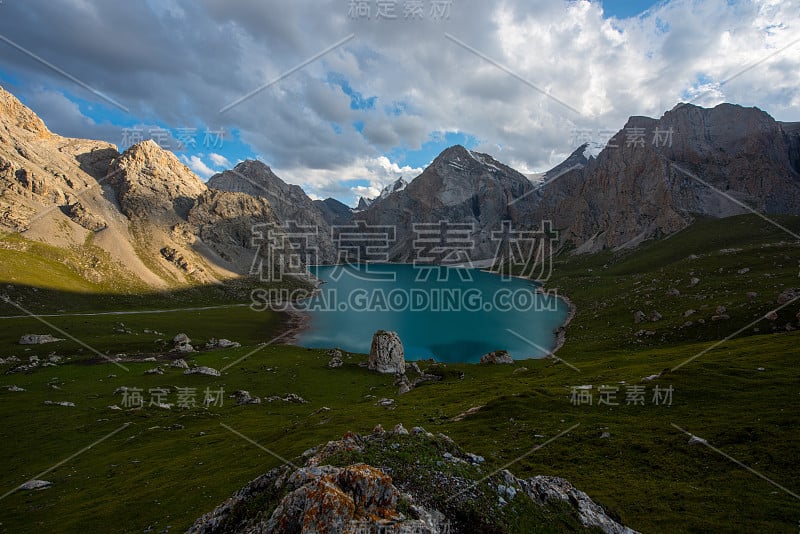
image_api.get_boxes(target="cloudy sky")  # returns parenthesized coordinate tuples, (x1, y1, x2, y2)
(0, 0, 798, 205)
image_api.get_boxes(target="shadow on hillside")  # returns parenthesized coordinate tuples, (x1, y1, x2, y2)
(0, 274, 312, 316)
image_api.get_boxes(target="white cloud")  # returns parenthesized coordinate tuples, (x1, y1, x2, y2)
(3, 0, 799, 190)
(278, 155, 424, 206)
(208, 153, 231, 168)
(180, 154, 217, 179)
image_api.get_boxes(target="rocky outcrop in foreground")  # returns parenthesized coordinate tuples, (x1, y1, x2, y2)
(188, 428, 637, 534)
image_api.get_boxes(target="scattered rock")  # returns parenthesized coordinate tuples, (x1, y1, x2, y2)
(683, 309, 696, 317)
(451, 405, 484, 422)
(368, 331, 405, 374)
(144, 367, 164, 375)
(6, 385, 25, 391)
(205, 338, 241, 350)
(172, 333, 194, 353)
(513, 367, 529, 374)
(264, 393, 308, 404)
(327, 349, 344, 369)
(18, 480, 52, 491)
(184, 366, 221, 377)
(600, 432, 611, 439)
(19, 334, 63, 345)
(777, 288, 799, 304)
(688, 435, 708, 446)
(232, 390, 261, 406)
(635, 330, 656, 337)
(765, 311, 779, 321)
(466, 452, 485, 464)
(633, 310, 646, 324)
(44, 400, 75, 407)
(711, 314, 730, 322)
(746, 291, 759, 299)
(393, 423, 409, 435)
(689, 277, 700, 287)
(479, 350, 513, 365)
(666, 288, 680, 297)
(375, 398, 395, 408)
(169, 359, 189, 369)
(716, 305, 727, 315)
(522, 475, 637, 534)
(372, 424, 385, 434)
(396, 373, 413, 395)
(650, 311, 663, 322)
(737, 267, 750, 275)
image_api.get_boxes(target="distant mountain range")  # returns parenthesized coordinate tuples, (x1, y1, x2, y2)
(1, 84, 799, 288)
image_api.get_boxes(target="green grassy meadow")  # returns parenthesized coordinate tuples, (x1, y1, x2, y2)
(0, 214, 799, 533)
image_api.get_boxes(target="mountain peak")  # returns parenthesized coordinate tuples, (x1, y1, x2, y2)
(0, 84, 51, 137)
(355, 196, 373, 211)
(434, 144, 471, 162)
(208, 159, 285, 198)
(233, 159, 275, 175)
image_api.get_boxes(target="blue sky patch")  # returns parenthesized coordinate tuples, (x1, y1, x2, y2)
(327, 72, 377, 111)
(599, 0, 663, 19)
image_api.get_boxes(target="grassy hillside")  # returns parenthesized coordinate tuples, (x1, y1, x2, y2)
(0, 214, 798, 533)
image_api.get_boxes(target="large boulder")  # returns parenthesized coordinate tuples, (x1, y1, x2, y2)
(368, 331, 405, 374)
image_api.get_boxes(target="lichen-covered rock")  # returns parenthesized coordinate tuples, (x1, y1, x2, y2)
(369, 331, 405, 374)
(188, 430, 638, 534)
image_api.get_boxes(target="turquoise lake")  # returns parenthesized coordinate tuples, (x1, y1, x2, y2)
(295, 264, 569, 363)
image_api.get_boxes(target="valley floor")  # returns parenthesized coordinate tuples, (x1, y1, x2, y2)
(0, 214, 799, 533)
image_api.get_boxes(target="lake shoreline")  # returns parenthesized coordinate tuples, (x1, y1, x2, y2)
(281, 276, 324, 345)
(281, 264, 575, 361)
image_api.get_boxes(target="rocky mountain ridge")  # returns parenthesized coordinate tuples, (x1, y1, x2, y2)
(523, 103, 800, 253)
(4, 82, 800, 289)
(357, 103, 800, 258)
(0, 85, 327, 289)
